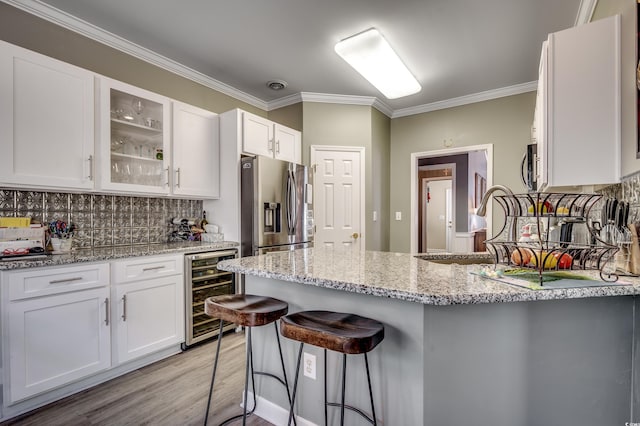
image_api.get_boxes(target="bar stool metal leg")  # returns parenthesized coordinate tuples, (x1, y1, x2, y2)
(204, 320, 226, 426)
(204, 323, 258, 426)
(241, 327, 252, 426)
(324, 353, 378, 425)
(288, 342, 304, 426)
(274, 323, 297, 426)
(340, 354, 346, 426)
(324, 349, 328, 426)
(364, 353, 377, 426)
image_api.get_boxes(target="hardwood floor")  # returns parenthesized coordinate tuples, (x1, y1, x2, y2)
(2, 332, 274, 426)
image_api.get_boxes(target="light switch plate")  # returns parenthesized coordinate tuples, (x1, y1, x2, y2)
(395, 211, 402, 221)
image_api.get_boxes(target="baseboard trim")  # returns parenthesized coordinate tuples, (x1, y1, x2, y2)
(246, 391, 317, 426)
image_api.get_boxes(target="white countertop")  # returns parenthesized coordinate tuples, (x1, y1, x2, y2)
(0, 241, 239, 270)
(217, 247, 640, 305)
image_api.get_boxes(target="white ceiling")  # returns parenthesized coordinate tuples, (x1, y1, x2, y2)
(11, 0, 586, 116)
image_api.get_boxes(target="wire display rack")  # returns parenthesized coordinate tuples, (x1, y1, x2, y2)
(485, 192, 619, 284)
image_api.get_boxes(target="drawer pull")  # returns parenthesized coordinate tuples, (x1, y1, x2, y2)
(49, 276, 83, 284)
(104, 298, 110, 326)
(143, 265, 166, 272)
(122, 294, 127, 321)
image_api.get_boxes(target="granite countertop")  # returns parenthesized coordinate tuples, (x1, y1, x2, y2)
(217, 247, 640, 306)
(0, 241, 239, 270)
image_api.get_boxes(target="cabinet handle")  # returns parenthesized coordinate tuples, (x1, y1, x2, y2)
(104, 298, 110, 326)
(143, 265, 166, 272)
(165, 167, 170, 187)
(49, 276, 83, 284)
(268, 139, 274, 153)
(122, 294, 127, 321)
(175, 168, 181, 188)
(87, 155, 94, 181)
(276, 140, 280, 154)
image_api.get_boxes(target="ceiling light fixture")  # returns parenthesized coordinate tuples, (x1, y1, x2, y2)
(335, 28, 421, 99)
(266, 80, 288, 90)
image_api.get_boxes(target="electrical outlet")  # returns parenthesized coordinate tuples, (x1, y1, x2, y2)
(303, 352, 316, 380)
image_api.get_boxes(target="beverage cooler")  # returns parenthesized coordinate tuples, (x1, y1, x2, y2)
(183, 249, 237, 349)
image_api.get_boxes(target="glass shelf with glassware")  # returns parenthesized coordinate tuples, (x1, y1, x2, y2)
(484, 192, 620, 283)
(100, 80, 170, 193)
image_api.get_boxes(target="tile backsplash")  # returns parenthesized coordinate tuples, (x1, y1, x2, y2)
(0, 189, 202, 248)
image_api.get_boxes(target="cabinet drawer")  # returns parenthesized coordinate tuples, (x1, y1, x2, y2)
(112, 254, 183, 284)
(6, 263, 109, 301)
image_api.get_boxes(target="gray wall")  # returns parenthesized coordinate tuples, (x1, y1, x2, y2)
(302, 103, 391, 251)
(389, 93, 536, 252)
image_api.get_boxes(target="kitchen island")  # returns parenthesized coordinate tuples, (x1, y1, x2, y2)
(218, 247, 640, 426)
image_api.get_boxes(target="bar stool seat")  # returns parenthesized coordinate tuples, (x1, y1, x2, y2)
(280, 311, 384, 354)
(205, 294, 288, 327)
(203, 294, 294, 426)
(280, 310, 384, 426)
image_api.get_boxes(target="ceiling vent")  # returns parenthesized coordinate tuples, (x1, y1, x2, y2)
(266, 80, 288, 90)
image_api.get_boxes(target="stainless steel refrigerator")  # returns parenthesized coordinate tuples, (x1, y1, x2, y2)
(240, 156, 313, 257)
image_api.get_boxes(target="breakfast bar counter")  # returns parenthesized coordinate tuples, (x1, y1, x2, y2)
(218, 247, 640, 426)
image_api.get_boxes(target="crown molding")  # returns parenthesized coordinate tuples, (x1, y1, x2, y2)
(2, 0, 268, 110)
(391, 81, 538, 119)
(266, 93, 303, 110)
(4, 0, 554, 120)
(575, 0, 598, 25)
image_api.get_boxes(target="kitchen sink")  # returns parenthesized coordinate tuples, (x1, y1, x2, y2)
(416, 254, 494, 265)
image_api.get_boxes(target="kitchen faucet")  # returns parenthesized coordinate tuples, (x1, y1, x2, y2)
(476, 185, 518, 241)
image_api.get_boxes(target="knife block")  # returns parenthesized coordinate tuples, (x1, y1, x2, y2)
(628, 224, 640, 274)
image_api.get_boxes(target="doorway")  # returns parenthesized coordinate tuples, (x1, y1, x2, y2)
(410, 144, 493, 254)
(420, 164, 455, 253)
(310, 145, 365, 250)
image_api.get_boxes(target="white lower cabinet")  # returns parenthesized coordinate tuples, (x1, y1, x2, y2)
(2, 255, 185, 412)
(113, 275, 184, 363)
(111, 254, 184, 364)
(4, 264, 111, 404)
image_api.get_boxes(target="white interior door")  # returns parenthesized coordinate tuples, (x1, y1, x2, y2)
(426, 179, 452, 252)
(311, 146, 365, 249)
(445, 187, 453, 252)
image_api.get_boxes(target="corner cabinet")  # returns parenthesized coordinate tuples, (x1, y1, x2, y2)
(97, 77, 171, 195)
(172, 101, 220, 198)
(536, 15, 621, 190)
(0, 41, 95, 190)
(242, 110, 301, 164)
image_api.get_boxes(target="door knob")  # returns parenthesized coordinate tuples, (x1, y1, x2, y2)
(352, 233, 359, 239)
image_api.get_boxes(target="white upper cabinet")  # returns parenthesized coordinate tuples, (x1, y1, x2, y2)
(274, 124, 302, 164)
(242, 110, 301, 164)
(0, 41, 95, 190)
(537, 15, 621, 190)
(97, 77, 171, 195)
(172, 101, 220, 199)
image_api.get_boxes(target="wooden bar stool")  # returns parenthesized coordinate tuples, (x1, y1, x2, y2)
(203, 294, 295, 426)
(280, 310, 385, 426)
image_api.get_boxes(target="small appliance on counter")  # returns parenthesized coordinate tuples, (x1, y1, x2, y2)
(240, 156, 313, 256)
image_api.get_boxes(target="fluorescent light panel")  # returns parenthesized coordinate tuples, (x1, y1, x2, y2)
(335, 28, 421, 99)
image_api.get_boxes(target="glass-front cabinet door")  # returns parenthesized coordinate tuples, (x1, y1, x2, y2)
(98, 77, 170, 194)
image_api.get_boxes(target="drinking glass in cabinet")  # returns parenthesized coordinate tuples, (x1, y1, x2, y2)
(132, 97, 144, 118)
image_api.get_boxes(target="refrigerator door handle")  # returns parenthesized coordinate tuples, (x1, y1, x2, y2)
(286, 169, 297, 235)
